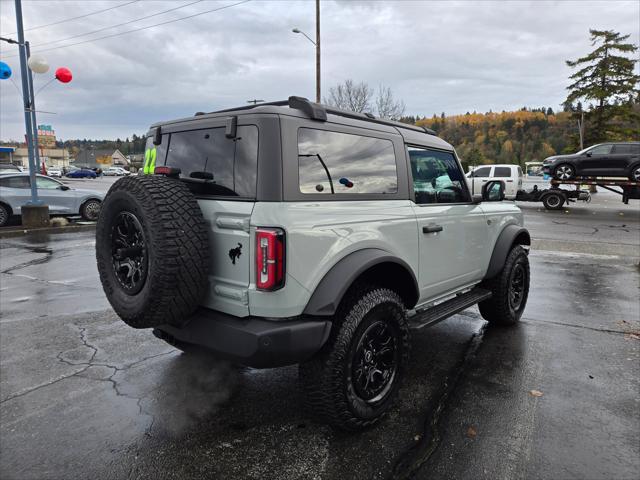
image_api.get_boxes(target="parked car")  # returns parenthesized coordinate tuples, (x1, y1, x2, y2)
(0, 164, 22, 175)
(542, 142, 640, 181)
(467, 164, 523, 200)
(95, 96, 531, 431)
(48, 167, 63, 178)
(66, 168, 97, 179)
(104, 167, 130, 176)
(0, 173, 103, 227)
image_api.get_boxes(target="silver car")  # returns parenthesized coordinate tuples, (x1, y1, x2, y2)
(0, 173, 103, 227)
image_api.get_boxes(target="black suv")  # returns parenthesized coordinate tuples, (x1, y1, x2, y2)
(542, 142, 640, 181)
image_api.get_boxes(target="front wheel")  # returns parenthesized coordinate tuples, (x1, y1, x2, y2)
(479, 245, 530, 326)
(300, 286, 410, 431)
(554, 164, 575, 180)
(629, 164, 640, 182)
(81, 199, 101, 221)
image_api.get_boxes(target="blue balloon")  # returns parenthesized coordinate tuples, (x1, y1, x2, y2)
(0, 62, 11, 80)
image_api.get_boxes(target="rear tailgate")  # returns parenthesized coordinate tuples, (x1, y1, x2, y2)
(198, 199, 254, 317)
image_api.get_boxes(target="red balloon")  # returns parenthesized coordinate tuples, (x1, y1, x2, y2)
(55, 67, 72, 83)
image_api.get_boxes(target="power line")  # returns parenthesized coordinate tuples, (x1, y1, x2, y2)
(1, 0, 251, 59)
(30, 0, 205, 49)
(6, 1, 140, 35)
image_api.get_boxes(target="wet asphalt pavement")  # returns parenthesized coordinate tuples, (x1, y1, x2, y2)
(1, 191, 639, 480)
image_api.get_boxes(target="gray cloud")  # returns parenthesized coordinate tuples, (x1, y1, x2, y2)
(0, 0, 638, 141)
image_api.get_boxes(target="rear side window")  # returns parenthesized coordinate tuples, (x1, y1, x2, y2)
(613, 144, 639, 154)
(298, 128, 397, 194)
(163, 126, 258, 197)
(472, 166, 491, 177)
(0, 176, 29, 188)
(494, 167, 511, 177)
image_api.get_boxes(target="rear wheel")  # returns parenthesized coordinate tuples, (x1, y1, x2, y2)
(542, 192, 565, 210)
(554, 164, 575, 180)
(629, 164, 640, 182)
(300, 286, 410, 431)
(479, 245, 530, 326)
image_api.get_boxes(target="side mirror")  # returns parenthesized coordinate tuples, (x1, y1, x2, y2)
(585, 151, 592, 157)
(59, 185, 70, 191)
(482, 180, 505, 202)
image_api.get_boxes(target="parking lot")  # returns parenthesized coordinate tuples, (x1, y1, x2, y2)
(1, 180, 639, 480)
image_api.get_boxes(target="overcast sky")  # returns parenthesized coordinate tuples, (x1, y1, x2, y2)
(0, 0, 638, 141)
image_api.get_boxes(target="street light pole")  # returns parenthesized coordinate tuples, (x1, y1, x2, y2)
(315, 0, 320, 104)
(14, 0, 40, 204)
(292, 0, 321, 103)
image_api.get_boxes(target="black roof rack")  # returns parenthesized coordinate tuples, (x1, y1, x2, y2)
(205, 96, 437, 136)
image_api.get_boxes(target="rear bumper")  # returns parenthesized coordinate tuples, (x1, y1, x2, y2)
(154, 308, 332, 368)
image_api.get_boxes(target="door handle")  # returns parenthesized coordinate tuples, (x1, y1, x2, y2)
(423, 224, 443, 233)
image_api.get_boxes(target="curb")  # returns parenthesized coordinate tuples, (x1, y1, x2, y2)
(0, 223, 96, 239)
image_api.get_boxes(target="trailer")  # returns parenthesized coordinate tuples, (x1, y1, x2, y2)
(516, 178, 640, 210)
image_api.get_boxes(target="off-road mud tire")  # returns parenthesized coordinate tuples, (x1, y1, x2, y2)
(479, 245, 530, 326)
(96, 175, 209, 328)
(300, 286, 410, 431)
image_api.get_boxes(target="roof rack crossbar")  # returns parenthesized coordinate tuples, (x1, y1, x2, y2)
(209, 100, 289, 115)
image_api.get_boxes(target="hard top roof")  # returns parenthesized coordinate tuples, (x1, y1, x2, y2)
(149, 96, 454, 151)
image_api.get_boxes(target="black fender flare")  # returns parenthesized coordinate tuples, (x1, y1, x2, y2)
(303, 248, 419, 316)
(484, 225, 531, 280)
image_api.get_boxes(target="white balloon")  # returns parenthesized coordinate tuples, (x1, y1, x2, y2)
(27, 55, 49, 74)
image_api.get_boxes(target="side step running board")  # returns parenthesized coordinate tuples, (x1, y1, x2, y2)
(409, 287, 492, 330)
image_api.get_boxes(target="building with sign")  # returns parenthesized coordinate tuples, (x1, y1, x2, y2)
(37, 124, 57, 148)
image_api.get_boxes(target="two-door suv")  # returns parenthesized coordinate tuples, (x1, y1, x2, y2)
(96, 97, 530, 430)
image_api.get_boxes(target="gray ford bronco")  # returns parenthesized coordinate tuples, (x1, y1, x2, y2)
(96, 96, 530, 431)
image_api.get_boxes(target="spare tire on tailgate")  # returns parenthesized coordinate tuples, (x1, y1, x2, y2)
(96, 175, 209, 328)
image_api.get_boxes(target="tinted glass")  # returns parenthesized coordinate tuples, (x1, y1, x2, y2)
(494, 167, 511, 177)
(472, 166, 491, 177)
(408, 147, 469, 204)
(0, 176, 30, 188)
(36, 177, 62, 189)
(144, 133, 168, 166)
(589, 144, 612, 155)
(164, 126, 258, 197)
(298, 129, 397, 194)
(613, 144, 638, 154)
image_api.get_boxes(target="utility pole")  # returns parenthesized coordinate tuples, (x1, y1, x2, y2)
(315, 0, 320, 104)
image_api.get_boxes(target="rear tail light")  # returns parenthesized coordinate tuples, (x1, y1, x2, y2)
(256, 228, 285, 291)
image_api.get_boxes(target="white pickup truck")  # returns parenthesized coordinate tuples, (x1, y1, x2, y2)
(467, 164, 524, 200)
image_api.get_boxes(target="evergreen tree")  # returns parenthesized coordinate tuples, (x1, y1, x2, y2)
(565, 29, 639, 143)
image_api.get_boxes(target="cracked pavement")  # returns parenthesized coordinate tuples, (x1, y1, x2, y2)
(1, 192, 639, 480)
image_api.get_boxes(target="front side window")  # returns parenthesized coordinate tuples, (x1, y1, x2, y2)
(164, 126, 258, 197)
(36, 176, 62, 189)
(494, 167, 511, 177)
(472, 166, 491, 177)
(298, 128, 398, 194)
(408, 147, 469, 204)
(589, 144, 612, 155)
(0, 176, 30, 188)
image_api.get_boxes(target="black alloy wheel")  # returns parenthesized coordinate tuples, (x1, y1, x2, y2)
(111, 211, 148, 295)
(351, 319, 399, 404)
